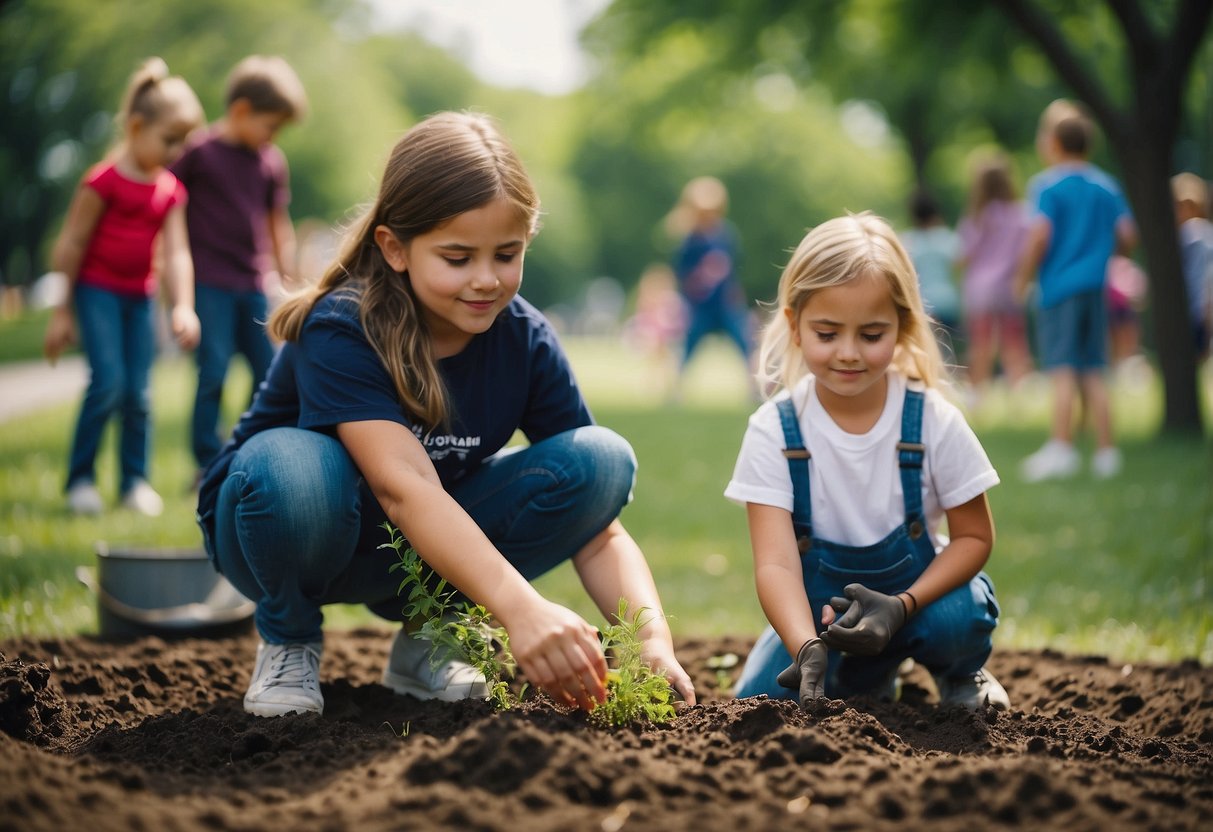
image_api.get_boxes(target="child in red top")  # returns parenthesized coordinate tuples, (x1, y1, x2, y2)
(44, 58, 204, 516)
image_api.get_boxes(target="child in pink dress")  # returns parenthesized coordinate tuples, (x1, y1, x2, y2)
(957, 152, 1033, 397)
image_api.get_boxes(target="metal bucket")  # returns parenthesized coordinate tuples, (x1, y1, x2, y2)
(76, 543, 255, 639)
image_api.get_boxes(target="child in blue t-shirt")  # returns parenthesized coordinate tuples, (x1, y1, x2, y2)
(1015, 100, 1136, 483)
(198, 112, 695, 717)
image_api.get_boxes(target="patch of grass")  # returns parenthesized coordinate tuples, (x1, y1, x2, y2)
(0, 355, 254, 638)
(0, 309, 62, 364)
(1, 337, 1210, 667)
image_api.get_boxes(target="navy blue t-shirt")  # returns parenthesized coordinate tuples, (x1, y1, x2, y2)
(196, 289, 593, 536)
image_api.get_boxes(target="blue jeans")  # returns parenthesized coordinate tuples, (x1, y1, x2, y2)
(1037, 290, 1108, 371)
(734, 572, 1000, 699)
(192, 284, 275, 469)
(66, 284, 155, 494)
(204, 424, 636, 644)
(682, 291, 751, 366)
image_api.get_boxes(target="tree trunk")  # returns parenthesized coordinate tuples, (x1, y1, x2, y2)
(1111, 128, 1206, 434)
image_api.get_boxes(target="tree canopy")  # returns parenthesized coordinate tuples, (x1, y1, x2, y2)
(2, 0, 1209, 432)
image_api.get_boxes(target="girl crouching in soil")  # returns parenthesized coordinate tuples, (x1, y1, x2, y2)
(726, 213, 1010, 710)
(196, 111, 695, 717)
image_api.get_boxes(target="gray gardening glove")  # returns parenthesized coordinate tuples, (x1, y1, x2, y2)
(819, 583, 907, 657)
(775, 637, 828, 706)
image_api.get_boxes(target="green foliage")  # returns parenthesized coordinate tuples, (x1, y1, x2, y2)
(379, 525, 674, 723)
(569, 21, 911, 303)
(0, 309, 57, 364)
(590, 600, 676, 728)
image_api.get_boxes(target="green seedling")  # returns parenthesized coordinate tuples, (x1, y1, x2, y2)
(590, 599, 676, 728)
(380, 525, 675, 724)
(382, 720, 411, 739)
(707, 651, 739, 696)
(380, 523, 518, 710)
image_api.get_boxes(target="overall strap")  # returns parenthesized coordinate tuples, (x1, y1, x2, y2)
(776, 397, 813, 552)
(897, 387, 926, 539)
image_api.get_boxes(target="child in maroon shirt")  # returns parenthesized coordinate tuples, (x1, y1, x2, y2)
(171, 55, 308, 475)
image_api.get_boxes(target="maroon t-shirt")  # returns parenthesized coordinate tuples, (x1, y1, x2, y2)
(170, 128, 290, 292)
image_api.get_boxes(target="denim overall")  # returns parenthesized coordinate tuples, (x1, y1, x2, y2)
(733, 387, 999, 700)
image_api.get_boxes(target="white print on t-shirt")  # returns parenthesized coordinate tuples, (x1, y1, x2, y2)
(411, 425, 482, 462)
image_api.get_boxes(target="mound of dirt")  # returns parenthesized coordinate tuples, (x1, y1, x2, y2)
(0, 631, 1209, 831)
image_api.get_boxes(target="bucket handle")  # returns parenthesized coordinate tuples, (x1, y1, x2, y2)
(75, 566, 256, 627)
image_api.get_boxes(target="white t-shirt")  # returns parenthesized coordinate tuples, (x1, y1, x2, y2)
(724, 372, 999, 548)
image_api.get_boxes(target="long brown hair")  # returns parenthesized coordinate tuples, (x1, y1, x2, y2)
(270, 112, 541, 428)
(966, 151, 1018, 218)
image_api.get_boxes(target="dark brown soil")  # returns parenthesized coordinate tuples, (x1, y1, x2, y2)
(1, 630, 1210, 831)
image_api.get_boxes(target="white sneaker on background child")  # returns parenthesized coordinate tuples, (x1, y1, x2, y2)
(66, 482, 104, 515)
(1091, 447, 1122, 479)
(121, 479, 164, 516)
(382, 628, 489, 701)
(1019, 440, 1080, 482)
(244, 641, 324, 717)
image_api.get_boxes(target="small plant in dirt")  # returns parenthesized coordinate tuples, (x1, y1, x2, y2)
(380, 523, 518, 710)
(380, 525, 675, 725)
(707, 651, 739, 696)
(590, 599, 676, 728)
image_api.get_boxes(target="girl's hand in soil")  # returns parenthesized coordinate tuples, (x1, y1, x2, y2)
(504, 597, 608, 711)
(641, 637, 697, 705)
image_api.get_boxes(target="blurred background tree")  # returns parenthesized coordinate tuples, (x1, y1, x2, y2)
(594, 0, 1212, 433)
(1, 0, 1209, 430)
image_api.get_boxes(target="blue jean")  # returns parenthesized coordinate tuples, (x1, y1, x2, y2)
(204, 424, 636, 644)
(735, 572, 999, 699)
(682, 292, 751, 366)
(66, 284, 155, 494)
(192, 284, 275, 469)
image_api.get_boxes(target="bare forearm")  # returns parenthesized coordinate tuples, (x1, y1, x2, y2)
(904, 535, 990, 608)
(382, 475, 541, 627)
(50, 239, 87, 304)
(573, 520, 672, 639)
(270, 212, 297, 285)
(163, 251, 195, 308)
(755, 560, 818, 657)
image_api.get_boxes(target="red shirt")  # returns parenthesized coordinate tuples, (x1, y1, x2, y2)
(77, 162, 188, 298)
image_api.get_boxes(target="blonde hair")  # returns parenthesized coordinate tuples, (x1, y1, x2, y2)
(269, 112, 540, 429)
(757, 212, 945, 394)
(225, 55, 309, 121)
(116, 57, 204, 135)
(1172, 172, 1210, 218)
(664, 176, 729, 239)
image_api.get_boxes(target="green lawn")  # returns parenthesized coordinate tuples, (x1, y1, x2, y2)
(1, 336, 1210, 665)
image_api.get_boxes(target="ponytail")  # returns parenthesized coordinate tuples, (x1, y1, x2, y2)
(113, 58, 204, 137)
(118, 57, 169, 125)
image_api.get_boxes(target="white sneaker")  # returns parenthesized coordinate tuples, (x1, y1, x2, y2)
(1019, 440, 1080, 482)
(382, 628, 489, 701)
(121, 479, 164, 517)
(244, 641, 324, 717)
(1091, 447, 1122, 479)
(66, 482, 104, 515)
(936, 668, 1010, 710)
